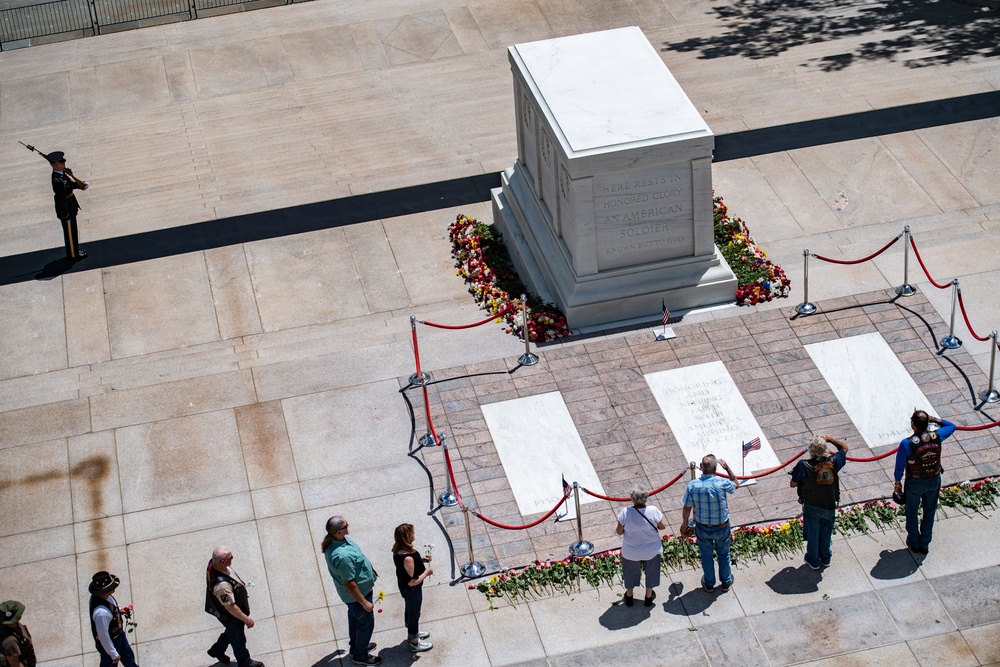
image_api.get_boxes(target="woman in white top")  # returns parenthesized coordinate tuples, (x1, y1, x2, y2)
(615, 485, 666, 607)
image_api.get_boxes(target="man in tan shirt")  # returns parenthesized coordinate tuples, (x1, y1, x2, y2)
(205, 547, 263, 667)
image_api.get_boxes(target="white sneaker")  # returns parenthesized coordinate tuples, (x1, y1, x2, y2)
(416, 631, 430, 640)
(409, 640, 433, 652)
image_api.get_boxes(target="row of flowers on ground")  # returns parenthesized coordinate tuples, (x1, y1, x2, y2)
(448, 198, 790, 344)
(470, 478, 999, 608)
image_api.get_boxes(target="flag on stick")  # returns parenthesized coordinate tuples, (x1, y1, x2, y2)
(661, 299, 670, 325)
(742, 438, 761, 458)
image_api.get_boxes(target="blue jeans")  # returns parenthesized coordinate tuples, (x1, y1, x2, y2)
(347, 591, 375, 659)
(401, 586, 423, 637)
(802, 503, 836, 567)
(97, 632, 138, 667)
(904, 475, 941, 549)
(695, 522, 732, 588)
(209, 615, 252, 667)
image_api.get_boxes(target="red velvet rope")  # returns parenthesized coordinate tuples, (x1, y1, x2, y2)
(812, 233, 900, 265)
(582, 470, 687, 502)
(956, 290, 993, 342)
(441, 444, 464, 507)
(908, 237, 951, 289)
(736, 450, 806, 480)
(475, 493, 569, 530)
(956, 419, 1000, 431)
(421, 303, 516, 329)
(846, 447, 898, 462)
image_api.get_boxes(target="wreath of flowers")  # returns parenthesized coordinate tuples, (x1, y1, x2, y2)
(470, 478, 998, 608)
(449, 214, 568, 342)
(713, 195, 791, 306)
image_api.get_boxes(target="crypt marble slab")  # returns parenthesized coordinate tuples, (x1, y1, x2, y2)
(805, 332, 933, 448)
(644, 361, 780, 474)
(480, 391, 604, 517)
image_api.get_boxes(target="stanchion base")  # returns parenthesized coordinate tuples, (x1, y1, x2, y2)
(418, 432, 439, 447)
(895, 284, 917, 296)
(795, 302, 817, 315)
(980, 389, 1000, 404)
(461, 561, 487, 578)
(940, 336, 962, 350)
(437, 492, 459, 507)
(519, 352, 539, 366)
(409, 372, 431, 386)
(569, 540, 595, 557)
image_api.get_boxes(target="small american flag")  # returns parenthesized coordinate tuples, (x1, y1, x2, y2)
(661, 299, 670, 325)
(742, 438, 761, 458)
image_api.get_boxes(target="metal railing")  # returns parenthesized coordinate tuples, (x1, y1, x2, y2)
(1, 0, 299, 49)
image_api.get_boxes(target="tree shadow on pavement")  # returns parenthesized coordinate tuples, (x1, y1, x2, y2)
(663, 0, 1000, 70)
(766, 564, 823, 594)
(870, 548, 921, 579)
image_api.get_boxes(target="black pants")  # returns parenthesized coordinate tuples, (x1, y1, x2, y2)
(209, 615, 251, 666)
(60, 214, 82, 258)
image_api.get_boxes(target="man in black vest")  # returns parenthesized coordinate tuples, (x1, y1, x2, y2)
(205, 546, 263, 667)
(47, 151, 88, 260)
(790, 435, 848, 570)
(1, 600, 36, 667)
(893, 410, 956, 554)
(88, 571, 138, 667)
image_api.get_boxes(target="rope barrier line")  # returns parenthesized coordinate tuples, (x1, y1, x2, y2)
(812, 232, 901, 265)
(442, 444, 464, 506)
(475, 493, 569, 530)
(908, 237, 951, 289)
(845, 447, 898, 462)
(955, 419, 1000, 431)
(582, 470, 687, 502)
(956, 290, 993, 342)
(736, 450, 806, 480)
(420, 303, 517, 329)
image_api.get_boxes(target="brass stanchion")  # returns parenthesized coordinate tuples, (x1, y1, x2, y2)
(940, 280, 963, 350)
(518, 294, 539, 366)
(568, 482, 594, 557)
(460, 506, 486, 578)
(895, 226, 917, 296)
(689, 461, 698, 480)
(437, 435, 458, 507)
(981, 331, 1000, 404)
(795, 249, 817, 315)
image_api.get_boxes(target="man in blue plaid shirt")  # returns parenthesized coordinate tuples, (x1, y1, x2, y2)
(681, 454, 740, 592)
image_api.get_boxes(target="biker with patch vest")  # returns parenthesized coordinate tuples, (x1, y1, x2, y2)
(893, 410, 956, 554)
(790, 434, 849, 570)
(205, 547, 263, 667)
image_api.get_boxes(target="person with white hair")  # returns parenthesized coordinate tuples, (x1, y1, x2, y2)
(615, 485, 666, 607)
(205, 546, 263, 667)
(790, 435, 849, 569)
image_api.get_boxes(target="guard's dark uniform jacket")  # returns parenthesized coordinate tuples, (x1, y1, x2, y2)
(51, 170, 81, 220)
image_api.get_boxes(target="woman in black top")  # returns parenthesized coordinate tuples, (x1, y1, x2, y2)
(392, 523, 434, 652)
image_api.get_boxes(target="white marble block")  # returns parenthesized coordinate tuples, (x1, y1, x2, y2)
(492, 26, 737, 328)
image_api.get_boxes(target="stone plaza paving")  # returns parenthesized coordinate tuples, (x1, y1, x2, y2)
(1, 0, 1000, 664)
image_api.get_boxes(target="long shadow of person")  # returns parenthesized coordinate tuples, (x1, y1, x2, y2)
(598, 595, 654, 630)
(870, 548, 921, 580)
(663, 581, 716, 616)
(766, 564, 822, 595)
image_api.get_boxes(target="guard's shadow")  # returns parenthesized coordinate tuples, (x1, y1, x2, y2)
(598, 596, 654, 629)
(870, 548, 921, 580)
(35, 257, 76, 281)
(766, 565, 822, 595)
(663, 581, 718, 616)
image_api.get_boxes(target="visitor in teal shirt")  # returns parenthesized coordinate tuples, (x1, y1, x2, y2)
(321, 516, 381, 665)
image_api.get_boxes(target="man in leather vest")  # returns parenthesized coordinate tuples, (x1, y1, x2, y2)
(790, 434, 849, 569)
(205, 547, 263, 667)
(893, 410, 956, 554)
(88, 572, 138, 667)
(1, 600, 36, 667)
(47, 151, 88, 260)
